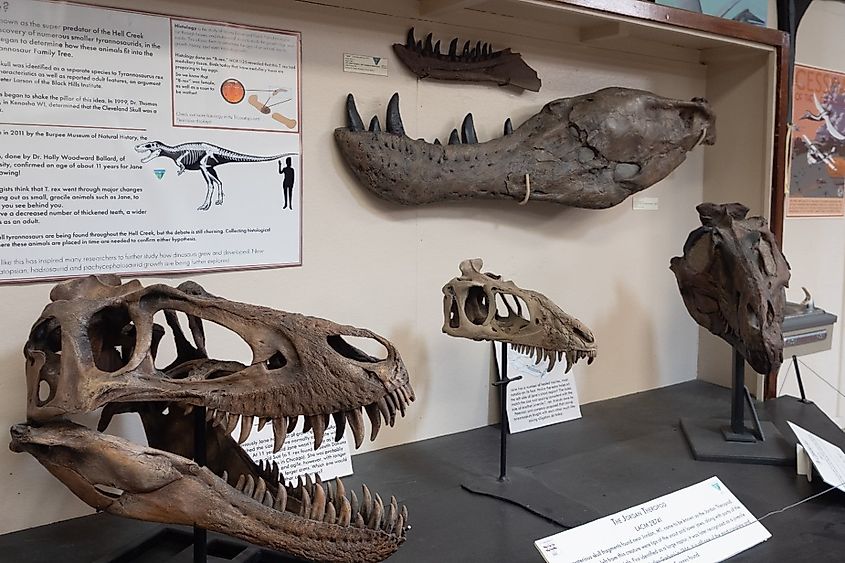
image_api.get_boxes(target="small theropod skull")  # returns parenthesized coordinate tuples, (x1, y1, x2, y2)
(442, 259, 597, 371)
(670, 203, 790, 374)
(10, 275, 414, 562)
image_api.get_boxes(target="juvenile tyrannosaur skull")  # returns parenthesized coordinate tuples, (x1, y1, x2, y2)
(10, 275, 414, 563)
(442, 259, 597, 371)
(670, 203, 790, 374)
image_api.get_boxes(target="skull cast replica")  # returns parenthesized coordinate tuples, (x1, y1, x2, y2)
(442, 259, 597, 372)
(670, 203, 791, 374)
(335, 87, 715, 208)
(9, 275, 414, 563)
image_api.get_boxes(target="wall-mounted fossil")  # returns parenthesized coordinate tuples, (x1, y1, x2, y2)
(670, 203, 790, 374)
(10, 275, 414, 563)
(335, 87, 715, 209)
(392, 28, 541, 92)
(442, 259, 597, 372)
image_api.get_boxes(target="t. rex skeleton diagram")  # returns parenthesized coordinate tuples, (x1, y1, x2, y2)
(135, 141, 296, 210)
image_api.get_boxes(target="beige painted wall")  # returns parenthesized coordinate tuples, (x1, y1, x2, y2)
(1, 0, 739, 533)
(776, 0, 845, 426)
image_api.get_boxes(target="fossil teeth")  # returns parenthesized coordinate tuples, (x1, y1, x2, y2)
(324, 501, 336, 524)
(365, 403, 382, 441)
(355, 513, 366, 528)
(434, 40, 441, 55)
(483, 43, 489, 56)
(350, 490, 359, 517)
(504, 118, 513, 136)
(406, 27, 415, 49)
(274, 485, 288, 512)
(566, 351, 575, 373)
(383, 393, 398, 426)
(257, 417, 270, 432)
(238, 415, 254, 444)
(235, 474, 246, 492)
(205, 408, 216, 422)
(226, 412, 240, 435)
(310, 483, 326, 521)
(272, 417, 287, 453)
(306, 473, 314, 495)
(396, 513, 405, 537)
(547, 352, 557, 371)
(423, 33, 433, 54)
(392, 390, 407, 417)
(221, 470, 228, 484)
(368, 115, 381, 133)
(368, 494, 384, 530)
(262, 490, 273, 507)
(449, 37, 458, 59)
(462, 40, 470, 57)
(332, 411, 347, 442)
(386, 93, 404, 136)
(334, 477, 346, 506)
(361, 484, 373, 520)
(182, 404, 194, 415)
(376, 397, 392, 427)
(311, 414, 326, 450)
(346, 94, 365, 132)
(433, 138, 441, 145)
(474, 41, 482, 59)
(286, 415, 298, 433)
(346, 408, 365, 448)
(300, 487, 311, 518)
(254, 476, 267, 501)
(448, 129, 461, 145)
(339, 496, 352, 526)
(401, 504, 408, 526)
(461, 113, 478, 144)
(244, 475, 255, 498)
(385, 498, 398, 533)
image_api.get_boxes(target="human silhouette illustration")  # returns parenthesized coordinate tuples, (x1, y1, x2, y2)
(279, 157, 295, 209)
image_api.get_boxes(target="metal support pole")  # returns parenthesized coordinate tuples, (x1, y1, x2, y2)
(730, 349, 746, 435)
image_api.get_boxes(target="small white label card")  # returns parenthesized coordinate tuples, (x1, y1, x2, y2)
(788, 422, 845, 491)
(495, 343, 581, 433)
(632, 196, 660, 210)
(236, 417, 353, 485)
(343, 53, 389, 76)
(535, 477, 770, 563)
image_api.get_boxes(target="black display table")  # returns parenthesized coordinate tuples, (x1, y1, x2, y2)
(3, 381, 844, 562)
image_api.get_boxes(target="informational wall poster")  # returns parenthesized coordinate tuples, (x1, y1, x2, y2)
(788, 64, 845, 217)
(535, 477, 771, 563)
(0, 0, 301, 282)
(494, 343, 582, 434)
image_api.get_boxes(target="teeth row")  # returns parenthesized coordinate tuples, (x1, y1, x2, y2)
(202, 381, 416, 451)
(403, 27, 502, 62)
(510, 344, 596, 373)
(229, 471, 409, 537)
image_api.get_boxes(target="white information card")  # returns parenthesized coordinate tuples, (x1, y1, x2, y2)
(788, 422, 845, 491)
(535, 477, 770, 563)
(495, 343, 581, 433)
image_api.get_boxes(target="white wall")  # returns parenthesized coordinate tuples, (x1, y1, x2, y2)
(2, 0, 714, 533)
(777, 0, 845, 426)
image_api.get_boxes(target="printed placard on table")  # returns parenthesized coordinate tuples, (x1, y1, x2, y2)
(787, 64, 845, 217)
(0, 0, 302, 282)
(535, 476, 771, 563)
(494, 343, 582, 433)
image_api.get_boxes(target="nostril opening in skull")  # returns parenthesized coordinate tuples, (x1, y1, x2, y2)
(265, 351, 287, 370)
(327, 335, 388, 363)
(88, 304, 135, 373)
(464, 286, 489, 325)
(449, 297, 460, 328)
(37, 379, 52, 405)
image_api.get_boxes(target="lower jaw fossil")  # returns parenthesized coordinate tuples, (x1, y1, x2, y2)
(10, 397, 412, 563)
(335, 88, 715, 208)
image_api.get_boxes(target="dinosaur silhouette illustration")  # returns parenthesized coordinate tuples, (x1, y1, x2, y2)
(135, 141, 297, 210)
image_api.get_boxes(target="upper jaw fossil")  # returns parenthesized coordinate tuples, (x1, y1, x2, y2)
(392, 28, 541, 92)
(10, 275, 414, 563)
(335, 87, 715, 209)
(670, 203, 790, 375)
(442, 259, 597, 372)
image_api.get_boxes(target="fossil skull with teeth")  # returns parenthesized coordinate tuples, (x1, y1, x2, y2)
(335, 87, 715, 208)
(442, 259, 597, 371)
(9, 275, 414, 562)
(670, 203, 790, 375)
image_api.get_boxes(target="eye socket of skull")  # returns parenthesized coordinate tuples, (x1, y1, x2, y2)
(87, 304, 137, 372)
(327, 334, 388, 363)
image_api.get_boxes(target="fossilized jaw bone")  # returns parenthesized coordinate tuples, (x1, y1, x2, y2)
(393, 28, 541, 92)
(10, 421, 407, 563)
(14, 275, 414, 562)
(442, 259, 597, 372)
(335, 88, 715, 208)
(670, 203, 790, 374)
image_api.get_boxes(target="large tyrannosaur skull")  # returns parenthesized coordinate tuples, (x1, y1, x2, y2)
(670, 203, 791, 374)
(9, 275, 414, 562)
(442, 259, 597, 372)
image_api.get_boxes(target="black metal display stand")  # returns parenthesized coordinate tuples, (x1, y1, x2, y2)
(460, 342, 599, 528)
(680, 348, 793, 465)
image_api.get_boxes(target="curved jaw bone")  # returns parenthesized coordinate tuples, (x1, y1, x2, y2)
(10, 420, 408, 563)
(442, 259, 597, 372)
(335, 88, 715, 209)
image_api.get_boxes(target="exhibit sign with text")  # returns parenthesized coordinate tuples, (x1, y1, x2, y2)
(788, 64, 845, 217)
(0, 0, 302, 282)
(535, 476, 770, 563)
(495, 343, 582, 433)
